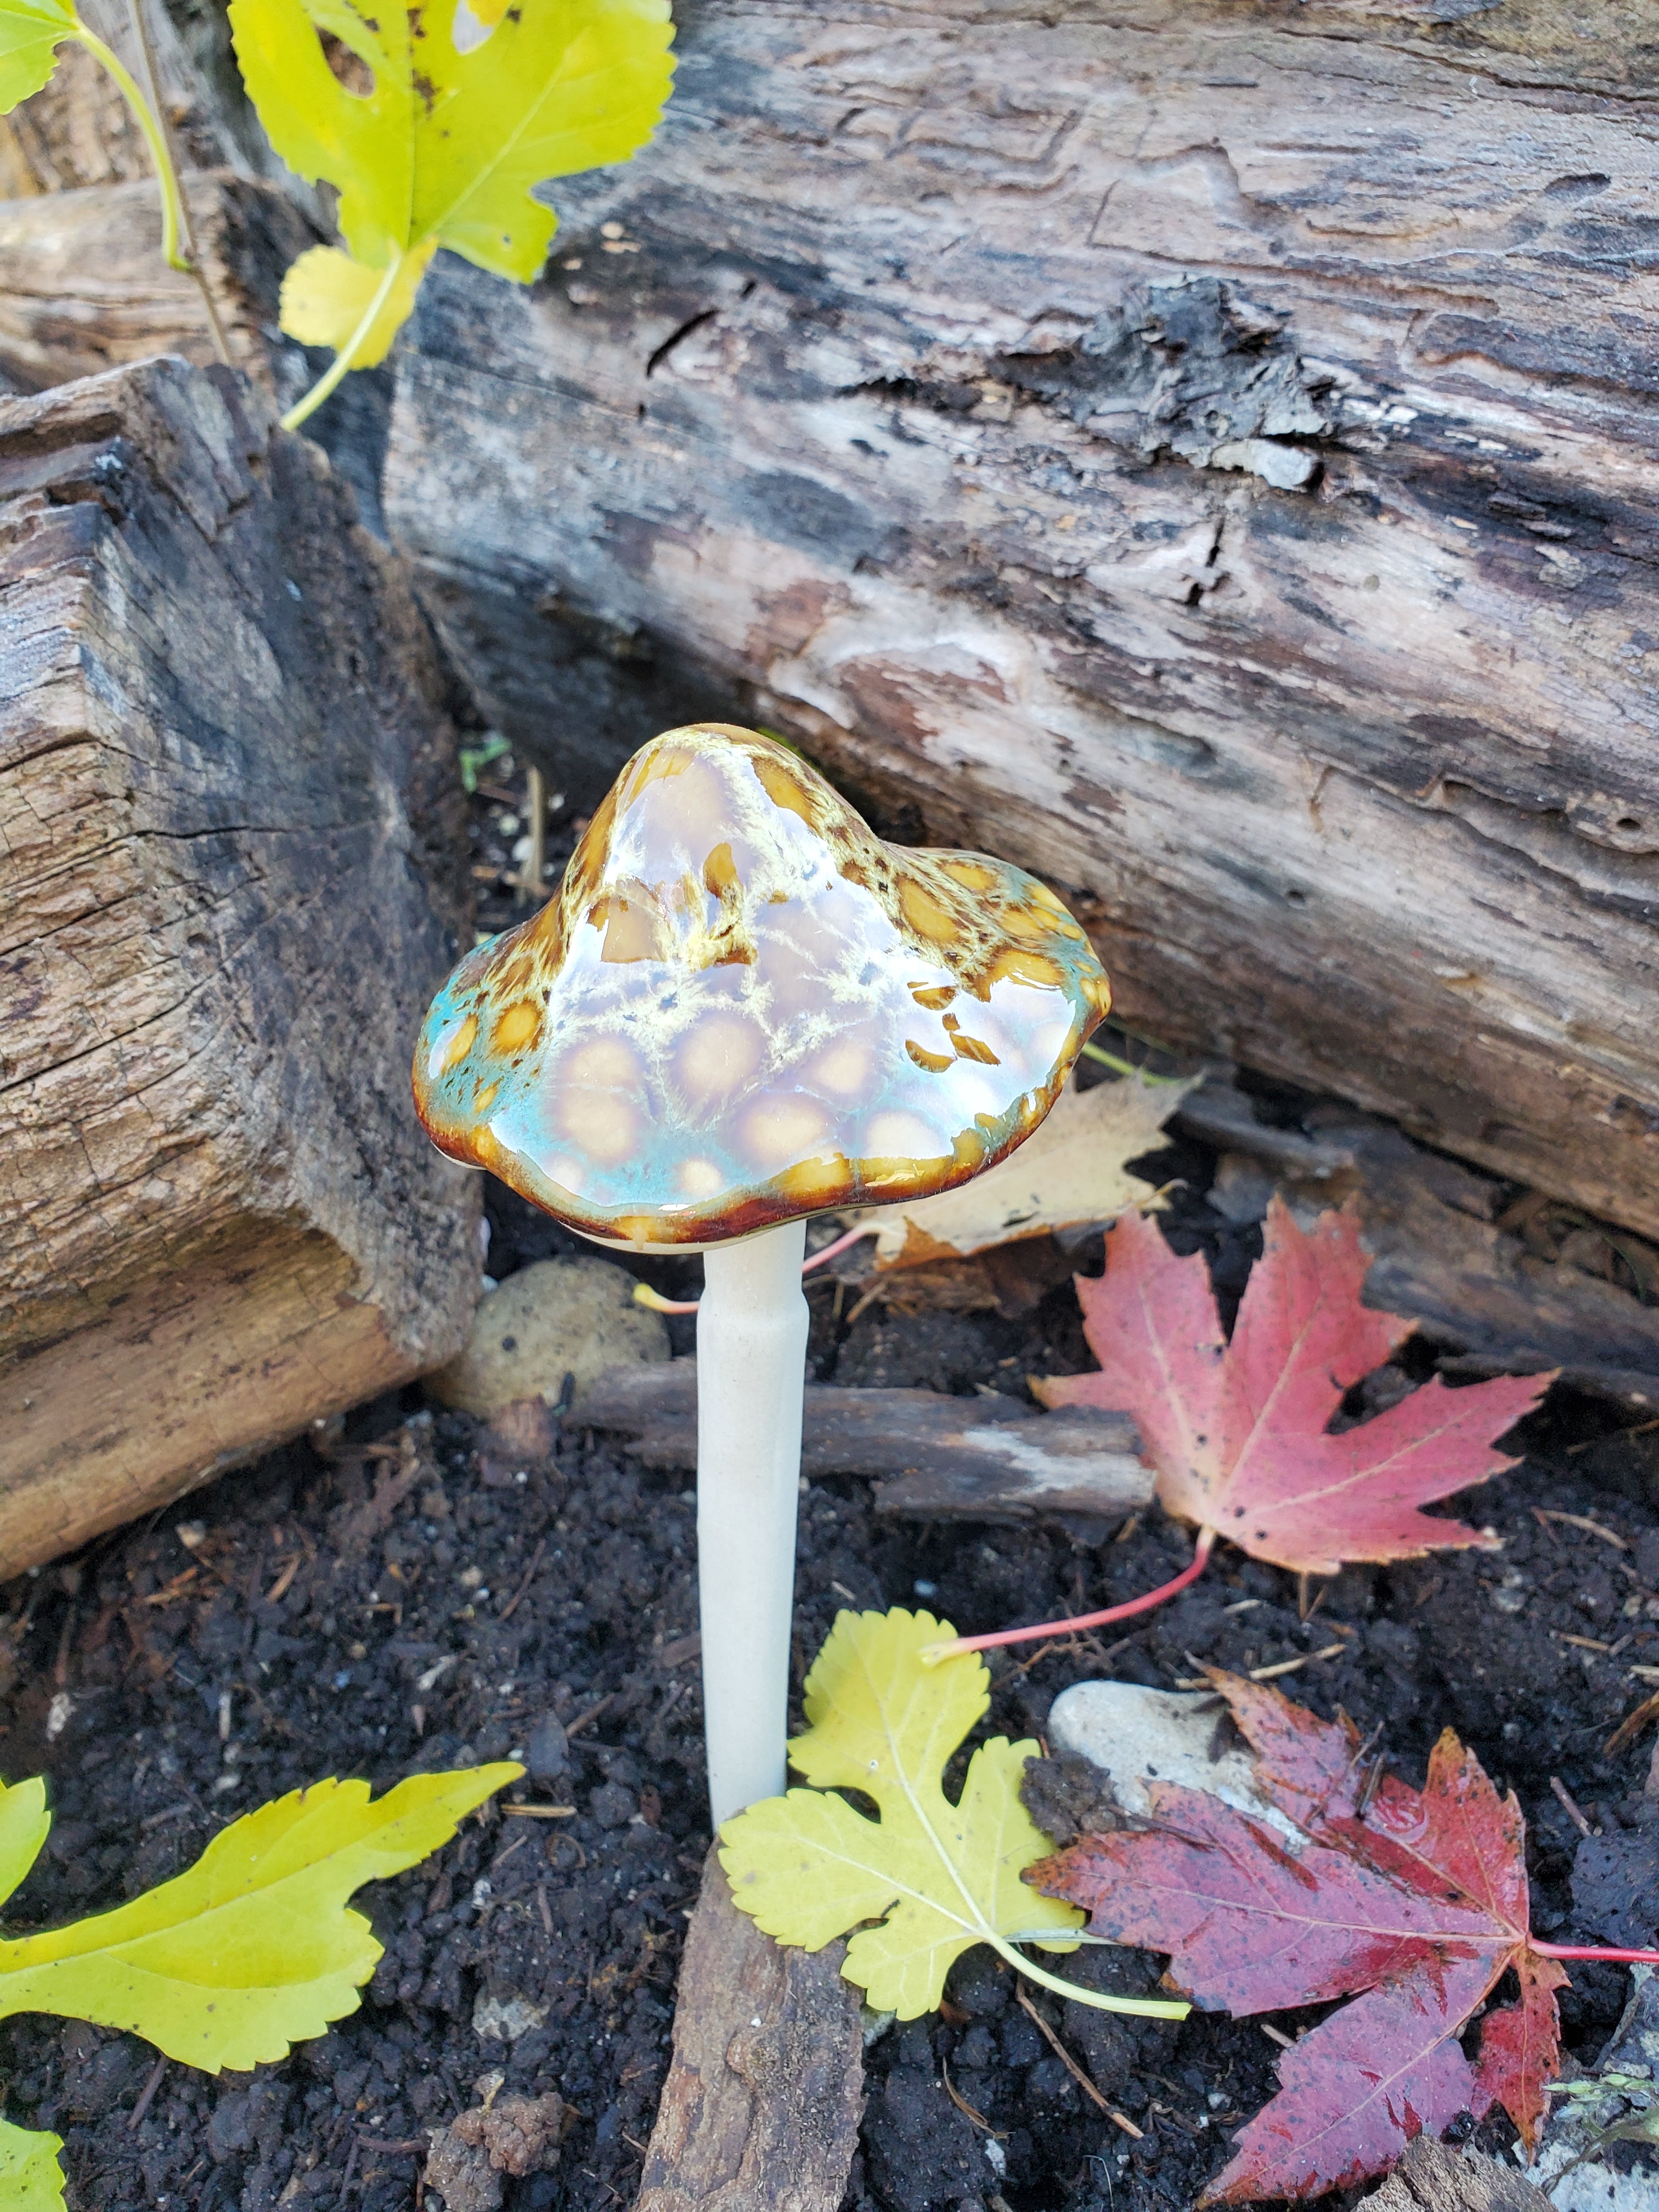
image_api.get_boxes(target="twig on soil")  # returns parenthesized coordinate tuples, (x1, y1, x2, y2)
(940, 2057, 1006, 2138)
(1550, 1775, 1600, 1837)
(503, 1804, 577, 1818)
(1260, 2023, 1294, 2051)
(128, 2055, 167, 2130)
(1536, 1510, 1629, 1550)
(265, 1554, 303, 1606)
(1604, 1690, 1659, 1760)
(566, 1693, 614, 1738)
(1014, 1988, 1143, 2138)
(1248, 1644, 1347, 1683)
(498, 1538, 546, 1621)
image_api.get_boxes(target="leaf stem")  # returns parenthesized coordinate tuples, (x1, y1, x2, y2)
(634, 1221, 884, 1316)
(921, 1529, 1216, 1663)
(116, 0, 234, 363)
(1080, 1040, 1188, 1086)
(985, 1934, 1188, 2019)
(74, 25, 197, 287)
(1533, 1942, 1659, 1966)
(281, 253, 404, 432)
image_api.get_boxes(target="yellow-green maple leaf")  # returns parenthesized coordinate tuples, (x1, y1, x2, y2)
(0, 1765, 517, 2071)
(720, 1610, 1190, 2023)
(228, 0, 674, 403)
(0, 2116, 64, 2210)
(0, 0, 77, 113)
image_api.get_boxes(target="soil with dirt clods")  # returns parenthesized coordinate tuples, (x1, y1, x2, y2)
(3, 1137, 1659, 2212)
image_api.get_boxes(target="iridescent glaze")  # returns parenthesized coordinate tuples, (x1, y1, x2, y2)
(413, 725, 1110, 1247)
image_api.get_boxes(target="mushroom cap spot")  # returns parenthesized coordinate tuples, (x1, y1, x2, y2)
(899, 875, 961, 946)
(703, 841, 740, 899)
(988, 946, 1065, 990)
(492, 1001, 541, 1055)
(941, 858, 998, 891)
(432, 1012, 477, 1079)
(742, 1096, 832, 1173)
(591, 894, 664, 964)
(751, 752, 817, 825)
(949, 1028, 1000, 1066)
(808, 1039, 873, 1098)
(676, 1014, 765, 1109)
(410, 724, 1109, 1245)
(862, 1109, 950, 1166)
(558, 1088, 641, 1166)
(774, 1152, 853, 1205)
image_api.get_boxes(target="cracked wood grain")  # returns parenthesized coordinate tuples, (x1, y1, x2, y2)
(0, 358, 478, 1577)
(379, 0, 1659, 1242)
(634, 1844, 863, 2212)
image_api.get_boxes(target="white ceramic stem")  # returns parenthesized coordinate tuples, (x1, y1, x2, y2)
(697, 1218, 809, 1827)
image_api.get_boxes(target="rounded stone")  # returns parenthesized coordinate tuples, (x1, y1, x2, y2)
(426, 1255, 668, 1416)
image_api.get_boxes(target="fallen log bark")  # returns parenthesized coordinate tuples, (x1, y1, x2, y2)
(377, 0, 1659, 1245)
(1179, 1083, 1659, 1407)
(0, 357, 479, 1576)
(0, 174, 390, 537)
(577, 1363, 1151, 1527)
(634, 1844, 863, 2212)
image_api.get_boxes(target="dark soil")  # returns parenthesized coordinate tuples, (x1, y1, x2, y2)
(4, 758, 1654, 2210)
(5, 1227, 1659, 2212)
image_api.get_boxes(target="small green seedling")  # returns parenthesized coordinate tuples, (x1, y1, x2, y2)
(459, 732, 513, 795)
(0, 1761, 518, 2207)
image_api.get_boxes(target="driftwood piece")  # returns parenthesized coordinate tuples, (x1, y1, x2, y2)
(0, 357, 479, 1576)
(634, 1845, 862, 2212)
(1360, 2137, 1552, 2212)
(577, 1363, 1151, 1526)
(382, 0, 1659, 1245)
(1180, 1084, 1659, 1406)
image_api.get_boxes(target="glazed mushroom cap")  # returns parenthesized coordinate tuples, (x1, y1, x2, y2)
(414, 724, 1111, 1248)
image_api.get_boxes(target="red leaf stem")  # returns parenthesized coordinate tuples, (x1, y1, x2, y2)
(1532, 1941, 1659, 1965)
(927, 1530, 1214, 1658)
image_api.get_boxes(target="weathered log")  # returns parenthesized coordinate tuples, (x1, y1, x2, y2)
(1180, 1083, 1659, 1406)
(634, 1844, 863, 2212)
(0, 174, 391, 537)
(0, 357, 479, 1576)
(577, 1362, 1152, 1526)
(1359, 2137, 1551, 2212)
(379, 0, 1659, 1245)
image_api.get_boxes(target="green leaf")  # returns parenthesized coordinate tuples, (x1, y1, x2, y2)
(0, 1781, 48, 1914)
(0, 1765, 518, 2071)
(229, 0, 675, 363)
(719, 1609, 1190, 2023)
(0, 2117, 64, 2209)
(0, 0, 76, 116)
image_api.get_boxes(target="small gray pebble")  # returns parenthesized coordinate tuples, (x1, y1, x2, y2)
(589, 1781, 635, 1829)
(524, 1716, 568, 1783)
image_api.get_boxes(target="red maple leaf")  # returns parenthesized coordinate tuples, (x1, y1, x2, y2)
(1028, 1670, 1569, 2202)
(1034, 1198, 1547, 1576)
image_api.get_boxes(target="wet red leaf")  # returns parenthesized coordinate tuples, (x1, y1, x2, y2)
(1029, 1670, 1563, 2201)
(1033, 1198, 1548, 1575)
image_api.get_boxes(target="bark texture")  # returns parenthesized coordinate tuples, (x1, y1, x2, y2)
(634, 1845, 864, 2212)
(577, 1361, 1153, 1525)
(0, 357, 479, 1577)
(381, 0, 1659, 1241)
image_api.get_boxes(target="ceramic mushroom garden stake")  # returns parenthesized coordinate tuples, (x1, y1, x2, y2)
(414, 726, 1110, 1824)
